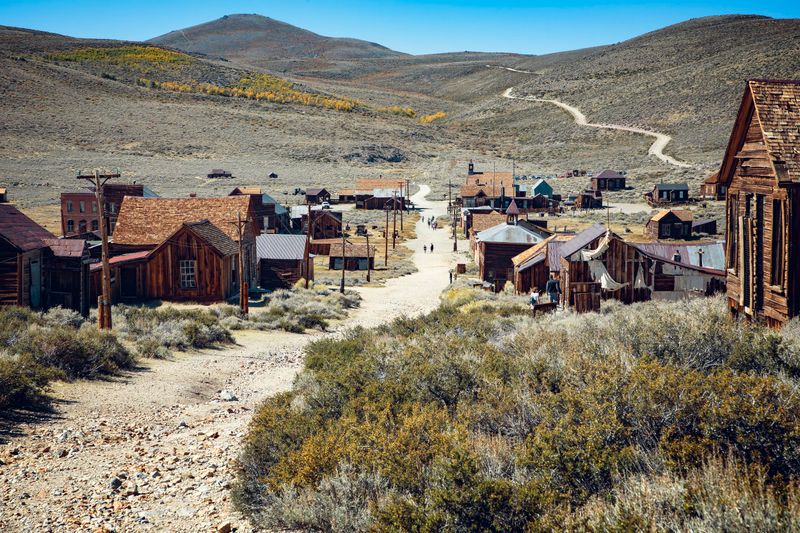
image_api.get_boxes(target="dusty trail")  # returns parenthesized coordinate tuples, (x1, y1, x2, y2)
(0, 187, 454, 532)
(500, 84, 693, 168)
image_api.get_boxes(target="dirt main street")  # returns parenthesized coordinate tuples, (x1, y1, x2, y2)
(0, 187, 457, 532)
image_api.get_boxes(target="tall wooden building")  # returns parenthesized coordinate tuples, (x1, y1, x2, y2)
(719, 79, 800, 328)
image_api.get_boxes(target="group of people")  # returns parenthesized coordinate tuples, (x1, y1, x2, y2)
(423, 243, 435, 253)
(426, 216, 438, 230)
(529, 273, 562, 310)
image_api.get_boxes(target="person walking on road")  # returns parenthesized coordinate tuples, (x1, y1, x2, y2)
(430, 243, 434, 253)
(423, 244, 427, 253)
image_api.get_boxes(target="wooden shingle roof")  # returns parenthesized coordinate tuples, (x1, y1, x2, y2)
(650, 209, 693, 223)
(354, 178, 405, 194)
(329, 243, 375, 258)
(749, 80, 800, 180)
(113, 196, 252, 246)
(470, 212, 507, 235)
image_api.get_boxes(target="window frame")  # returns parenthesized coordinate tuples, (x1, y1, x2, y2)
(179, 259, 197, 289)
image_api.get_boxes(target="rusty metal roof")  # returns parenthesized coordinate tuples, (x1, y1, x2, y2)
(558, 223, 608, 258)
(0, 204, 53, 251)
(634, 241, 725, 270)
(44, 238, 86, 258)
(90, 251, 149, 271)
(256, 234, 308, 261)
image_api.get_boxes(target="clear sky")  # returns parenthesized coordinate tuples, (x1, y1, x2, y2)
(1, 0, 798, 55)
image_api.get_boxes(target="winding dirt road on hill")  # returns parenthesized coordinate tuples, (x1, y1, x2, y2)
(0, 188, 456, 532)
(500, 84, 693, 168)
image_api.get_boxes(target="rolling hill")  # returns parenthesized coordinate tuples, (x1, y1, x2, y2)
(148, 14, 405, 64)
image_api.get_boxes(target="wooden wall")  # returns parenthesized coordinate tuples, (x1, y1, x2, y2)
(0, 241, 19, 306)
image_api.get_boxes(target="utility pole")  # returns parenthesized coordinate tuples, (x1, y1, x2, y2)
(77, 169, 119, 330)
(452, 203, 458, 252)
(304, 198, 312, 289)
(392, 192, 398, 249)
(384, 205, 389, 267)
(447, 179, 458, 252)
(365, 231, 371, 283)
(231, 212, 250, 318)
(339, 229, 346, 293)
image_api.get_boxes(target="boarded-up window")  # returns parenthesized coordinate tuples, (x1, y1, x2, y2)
(179, 260, 197, 289)
(772, 199, 785, 288)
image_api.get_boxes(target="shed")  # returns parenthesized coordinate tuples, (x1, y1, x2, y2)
(256, 234, 312, 289)
(591, 170, 627, 191)
(692, 218, 718, 235)
(645, 209, 693, 239)
(208, 169, 233, 179)
(329, 242, 375, 271)
(305, 188, 331, 205)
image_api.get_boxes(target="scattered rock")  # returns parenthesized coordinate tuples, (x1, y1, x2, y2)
(217, 520, 232, 533)
(219, 390, 238, 402)
(109, 477, 123, 491)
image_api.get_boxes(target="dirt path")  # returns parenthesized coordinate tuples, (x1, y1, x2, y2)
(0, 187, 454, 532)
(501, 87, 693, 169)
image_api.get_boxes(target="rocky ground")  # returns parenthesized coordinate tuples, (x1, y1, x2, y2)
(0, 189, 455, 532)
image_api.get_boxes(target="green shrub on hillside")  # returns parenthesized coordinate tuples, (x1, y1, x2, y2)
(45, 46, 193, 69)
(235, 293, 800, 531)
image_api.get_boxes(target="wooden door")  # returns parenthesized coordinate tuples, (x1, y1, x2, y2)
(120, 267, 138, 299)
(29, 259, 41, 308)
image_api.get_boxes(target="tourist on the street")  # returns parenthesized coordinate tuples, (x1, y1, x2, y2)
(430, 243, 434, 253)
(423, 245, 427, 253)
(449, 270, 453, 284)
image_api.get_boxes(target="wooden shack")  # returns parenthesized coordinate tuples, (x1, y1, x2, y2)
(305, 188, 330, 205)
(91, 221, 239, 303)
(256, 234, 312, 289)
(700, 171, 727, 200)
(692, 219, 718, 235)
(228, 187, 288, 234)
(208, 169, 232, 179)
(645, 183, 691, 206)
(645, 209, 693, 239)
(329, 242, 375, 271)
(590, 170, 626, 191)
(577, 189, 603, 209)
(0, 188, 7, 203)
(43, 238, 90, 316)
(718, 79, 800, 328)
(291, 207, 342, 239)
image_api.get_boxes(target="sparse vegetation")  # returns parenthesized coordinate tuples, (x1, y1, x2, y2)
(235, 293, 800, 531)
(45, 46, 193, 70)
(377, 105, 416, 118)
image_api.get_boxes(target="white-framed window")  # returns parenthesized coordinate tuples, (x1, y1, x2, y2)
(92, 202, 97, 213)
(66, 220, 74, 233)
(66, 200, 73, 213)
(179, 260, 197, 289)
(79, 201, 85, 213)
(662, 223, 671, 237)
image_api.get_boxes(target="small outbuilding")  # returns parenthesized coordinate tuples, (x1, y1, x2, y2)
(208, 169, 233, 179)
(645, 209, 693, 239)
(305, 188, 331, 205)
(328, 242, 375, 271)
(256, 234, 312, 289)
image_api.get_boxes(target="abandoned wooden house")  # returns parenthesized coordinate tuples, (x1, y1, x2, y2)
(0, 188, 7, 203)
(256, 234, 312, 289)
(700, 171, 727, 200)
(590, 170, 627, 191)
(92, 220, 239, 304)
(645, 182, 691, 206)
(519, 179, 554, 198)
(328, 242, 375, 271)
(112, 195, 257, 285)
(467, 210, 508, 250)
(61, 183, 157, 237)
(337, 189, 356, 204)
(511, 233, 575, 295)
(717, 79, 800, 327)
(228, 187, 289, 234)
(353, 178, 407, 209)
(576, 188, 603, 209)
(305, 188, 331, 205)
(290, 206, 342, 239)
(635, 242, 726, 270)
(556, 225, 726, 312)
(645, 209, 693, 239)
(208, 169, 233, 179)
(0, 204, 90, 314)
(474, 204, 551, 291)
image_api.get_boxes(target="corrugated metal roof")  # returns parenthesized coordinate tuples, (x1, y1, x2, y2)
(256, 234, 308, 261)
(90, 251, 149, 271)
(476, 222, 548, 244)
(44, 238, 86, 258)
(634, 242, 725, 271)
(558, 224, 608, 258)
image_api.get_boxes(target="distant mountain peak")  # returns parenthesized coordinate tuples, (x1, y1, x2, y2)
(149, 13, 404, 63)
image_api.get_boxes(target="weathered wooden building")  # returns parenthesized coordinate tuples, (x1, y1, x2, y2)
(92, 221, 239, 303)
(0, 204, 90, 314)
(645, 209, 693, 239)
(590, 170, 627, 191)
(329, 242, 375, 271)
(208, 169, 232, 179)
(700, 171, 727, 200)
(290, 206, 342, 239)
(112, 195, 257, 286)
(692, 218, 718, 235)
(576, 188, 603, 209)
(305, 188, 331, 205)
(229, 187, 289, 234)
(256, 234, 312, 289)
(645, 183, 691, 206)
(718, 79, 800, 327)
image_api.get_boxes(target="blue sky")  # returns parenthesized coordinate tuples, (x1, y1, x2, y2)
(1, 0, 798, 55)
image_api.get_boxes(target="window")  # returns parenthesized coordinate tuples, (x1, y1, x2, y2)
(66, 200, 73, 213)
(772, 199, 785, 288)
(662, 223, 671, 237)
(92, 201, 97, 213)
(78, 220, 87, 233)
(231, 257, 237, 283)
(79, 201, 85, 213)
(66, 220, 74, 233)
(91, 220, 99, 231)
(179, 260, 197, 289)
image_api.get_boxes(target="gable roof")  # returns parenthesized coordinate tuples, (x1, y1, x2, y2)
(703, 171, 720, 185)
(719, 80, 800, 185)
(634, 242, 725, 271)
(593, 170, 625, 180)
(329, 242, 375, 258)
(654, 182, 689, 191)
(476, 222, 549, 245)
(44, 238, 87, 258)
(650, 209, 693, 223)
(0, 204, 53, 251)
(113, 196, 253, 246)
(470, 212, 508, 235)
(261, 193, 287, 216)
(256, 234, 308, 261)
(306, 187, 328, 196)
(355, 178, 405, 194)
(183, 220, 238, 256)
(230, 186, 262, 196)
(558, 223, 608, 259)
